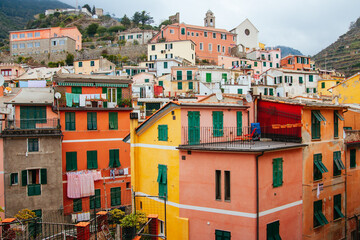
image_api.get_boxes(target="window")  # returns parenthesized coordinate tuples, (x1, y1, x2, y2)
(269, 88, 274, 96)
(276, 54, 279, 58)
(213, 33, 216, 38)
(334, 194, 344, 220)
(309, 75, 314, 82)
(52, 41, 57, 46)
(350, 149, 356, 168)
(111, 187, 121, 206)
(191, 32, 194, 36)
(299, 76, 303, 84)
(189, 82, 193, 90)
(59, 40, 65, 45)
(24, 169, 46, 196)
(200, 42, 203, 50)
(87, 150, 98, 169)
(254, 62, 258, 67)
(238, 89, 243, 94)
(267, 221, 281, 240)
(73, 199, 82, 212)
(187, 71, 192, 80)
(263, 62, 266, 67)
(159, 81, 163, 87)
(35, 32, 40, 37)
(314, 200, 328, 228)
(27, 43, 33, 48)
(158, 125, 168, 141)
(19, 43, 25, 49)
(212, 111, 224, 137)
(264, 88, 268, 95)
(109, 112, 118, 130)
(12, 34, 18, 39)
(333, 151, 344, 176)
(222, 73, 227, 82)
(236, 111, 242, 136)
(276, 63, 279, 68)
(312, 110, 326, 139)
(209, 43, 212, 51)
(178, 82, 182, 90)
(28, 138, 39, 152)
(65, 112, 75, 131)
(107, 88, 117, 103)
(109, 149, 120, 168)
(10, 173, 18, 185)
(187, 31, 190, 36)
(78, 62, 83, 67)
(217, 45, 220, 52)
(90, 189, 101, 209)
(181, 28, 185, 35)
(170, 29, 174, 34)
(334, 111, 344, 138)
(321, 82, 325, 89)
(215, 230, 231, 240)
(12, 44, 18, 49)
(66, 152, 77, 171)
(87, 112, 97, 130)
(313, 88, 317, 93)
(206, 73, 212, 82)
(35, 42, 40, 47)
(204, 31, 208, 37)
(224, 171, 230, 201)
(270, 62, 273, 68)
(90, 61, 95, 66)
(157, 164, 167, 198)
(20, 106, 46, 129)
(314, 153, 328, 181)
(177, 71, 182, 80)
(273, 158, 283, 187)
(163, 62, 168, 69)
(215, 170, 221, 200)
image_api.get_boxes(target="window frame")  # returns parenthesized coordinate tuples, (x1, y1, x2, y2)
(109, 112, 118, 130)
(87, 150, 98, 170)
(158, 125, 168, 141)
(314, 200, 328, 228)
(157, 164, 167, 199)
(65, 112, 76, 131)
(87, 112, 97, 130)
(66, 152, 77, 171)
(350, 149, 356, 168)
(212, 111, 224, 137)
(333, 194, 344, 220)
(28, 138, 39, 152)
(273, 158, 283, 187)
(313, 153, 328, 181)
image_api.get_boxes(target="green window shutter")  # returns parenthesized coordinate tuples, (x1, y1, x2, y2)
(309, 75, 313, 82)
(314, 88, 317, 93)
(269, 88, 274, 96)
(158, 125, 168, 141)
(263, 62, 266, 67)
(116, 88, 122, 106)
(164, 62, 168, 69)
(307, 88, 310, 93)
(189, 82, 193, 90)
(311, 111, 321, 139)
(279, 76, 282, 83)
(254, 62, 258, 67)
(267, 221, 280, 240)
(111, 187, 121, 206)
(40, 169, 47, 184)
(87, 112, 97, 130)
(145, 79, 149, 83)
(90, 189, 101, 209)
(237, 111, 242, 136)
(66, 152, 77, 171)
(222, 73, 227, 81)
(87, 151, 98, 169)
(188, 111, 200, 145)
(159, 81, 163, 87)
(157, 165, 167, 198)
(212, 111, 224, 137)
(206, 73, 212, 82)
(270, 62, 273, 67)
(65, 112, 75, 131)
(177, 71, 182, 80)
(334, 111, 339, 138)
(90, 61, 95, 66)
(333, 194, 344, 219)
(321, 82, 325, 88)
(73, 199, 82, 212)
(109, 149, 120, 168)
(71, 87, 82, 94)
(22, 170, 27, 186)
(238, 89, 243, 94)
(264, 88, 268, 95)
(178, 82, 182, 90)
(314, 200, 329, 227)
(187, 71, 192, 80)
(299, 77, 303, 84)
(102, 88, 108, 108)
(109, 112, 118, 130)
(273, 158, 283, 187)
(333, 151, 344, 176)
(350, 149, 356, 168)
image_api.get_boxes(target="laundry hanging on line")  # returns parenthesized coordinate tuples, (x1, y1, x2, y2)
(66, 170, 102, 199)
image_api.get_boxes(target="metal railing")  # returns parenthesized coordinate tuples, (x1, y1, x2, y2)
(181, 125, 302, 147)
(4, 118, 60, 130)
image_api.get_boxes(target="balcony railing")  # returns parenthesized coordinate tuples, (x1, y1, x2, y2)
(4, 118, 60, 130)
(181, 125, 302, 147)
(345, 130, 360, 145)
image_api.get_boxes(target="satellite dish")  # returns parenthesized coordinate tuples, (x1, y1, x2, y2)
(0, 75, 4, 87)
(216, 92, 223, 101)
(245, 93, 253, 103)
(55, 92, 61, 99)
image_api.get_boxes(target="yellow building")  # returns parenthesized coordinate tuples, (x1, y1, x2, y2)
(148, 40, 196, 65)
(331, 72, 360, 104)
(74, 57, 115, 75)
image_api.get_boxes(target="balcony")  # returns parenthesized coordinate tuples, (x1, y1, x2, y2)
(1, 118, 62, 137)
(345, 130, 360, 146)
(180, 125, 302, 150)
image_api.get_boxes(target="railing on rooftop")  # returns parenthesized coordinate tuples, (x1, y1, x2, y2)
(3, 118, 60, 131)
(181, 125, 302, 147)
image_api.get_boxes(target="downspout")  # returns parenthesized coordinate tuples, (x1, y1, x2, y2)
(256, 151, 265, 240)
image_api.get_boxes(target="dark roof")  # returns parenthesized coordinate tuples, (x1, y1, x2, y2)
(53, 74, 132, 84)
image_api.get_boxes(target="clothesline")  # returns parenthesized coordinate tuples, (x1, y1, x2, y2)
(67, 170, 102, 199)
(63, 167, 129, 175)
(65, 93, 107, 107)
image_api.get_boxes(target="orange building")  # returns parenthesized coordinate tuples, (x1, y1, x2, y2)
(53, 74, 132, 216)
(280, 55, 311, 70)
(151, 19, 236, 64)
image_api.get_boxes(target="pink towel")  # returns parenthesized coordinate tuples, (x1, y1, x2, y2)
(67, 173, 81, 199)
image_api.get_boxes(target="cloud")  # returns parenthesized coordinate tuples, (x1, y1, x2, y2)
(62, 0, 360, 55)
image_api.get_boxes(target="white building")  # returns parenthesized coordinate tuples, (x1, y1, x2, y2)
(118, 28, 157, 45)
(230, 19, 259, 52)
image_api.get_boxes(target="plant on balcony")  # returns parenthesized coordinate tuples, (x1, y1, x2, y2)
(109, 209, 125, 224)
(14, 209, 36, 220)
(118, 98, 132, 107)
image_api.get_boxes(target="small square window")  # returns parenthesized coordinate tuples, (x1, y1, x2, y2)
(10, 173, 18, 185)
(28, 138, 39, 152)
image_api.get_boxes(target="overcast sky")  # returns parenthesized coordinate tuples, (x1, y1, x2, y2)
(62, 0, 360, 56)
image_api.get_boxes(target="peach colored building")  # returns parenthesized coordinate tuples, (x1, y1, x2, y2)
(0, 63, 25, 85)
(280, 55, 311, 71)
(150, 21, 236, 64)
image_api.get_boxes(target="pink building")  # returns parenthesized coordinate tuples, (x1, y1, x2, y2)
(0, 63, 25, 84)
(247, 49, 281, 75)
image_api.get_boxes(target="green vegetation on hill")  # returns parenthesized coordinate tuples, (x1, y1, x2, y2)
(0, 0, 72, 41)
(313, 17, 360, 77)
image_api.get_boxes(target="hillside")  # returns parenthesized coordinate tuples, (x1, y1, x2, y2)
(0, 0, 72, 41)
(267, 46, 303, 58)
(313, 17, 360, 77)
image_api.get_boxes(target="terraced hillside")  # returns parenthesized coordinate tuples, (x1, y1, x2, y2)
(313, 17, 360, 77)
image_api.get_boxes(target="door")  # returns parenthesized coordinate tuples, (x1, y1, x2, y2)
(188, 111, 200, 145)
(107, 88, 117, 108)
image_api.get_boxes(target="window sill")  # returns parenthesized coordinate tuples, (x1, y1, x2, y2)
(333, 217, 343, 222)
(333, 137, 339, 139)
(313, 179, 323, 183)
(333, 175, 342, 178)
(313, 225, 324, 230)
(311, 138, 321, 142)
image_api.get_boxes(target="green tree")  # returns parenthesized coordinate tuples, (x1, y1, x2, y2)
(86, 23, 99, 36)
(140, 11, 153, 26)
(120, 212, 147, 228)
(159, 19, 172, 28)
(97, 26, 107, 35)
(82, 4, 91, 13)
(109, 209, 125, 224)
(14, 209, 36, 220)
(121, 15, 131, 28)
(92, 6, 96, 15)
(132, 12, 142, 26)
(54, 12, 60, 18)
(65, 53, 74, 66)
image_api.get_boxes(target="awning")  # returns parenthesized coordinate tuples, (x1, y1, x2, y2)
(95, 83, 128, 88)
(315, 211, 329, 226)
(314, 159, 328, 173)
(335, 111, 344, 121)
(334, 206, 345, 218)
(312, 110, 326, 122)
(58, 82, 94, 87)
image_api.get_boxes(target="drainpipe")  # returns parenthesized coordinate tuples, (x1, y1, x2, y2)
(256, 151, 264, 240)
